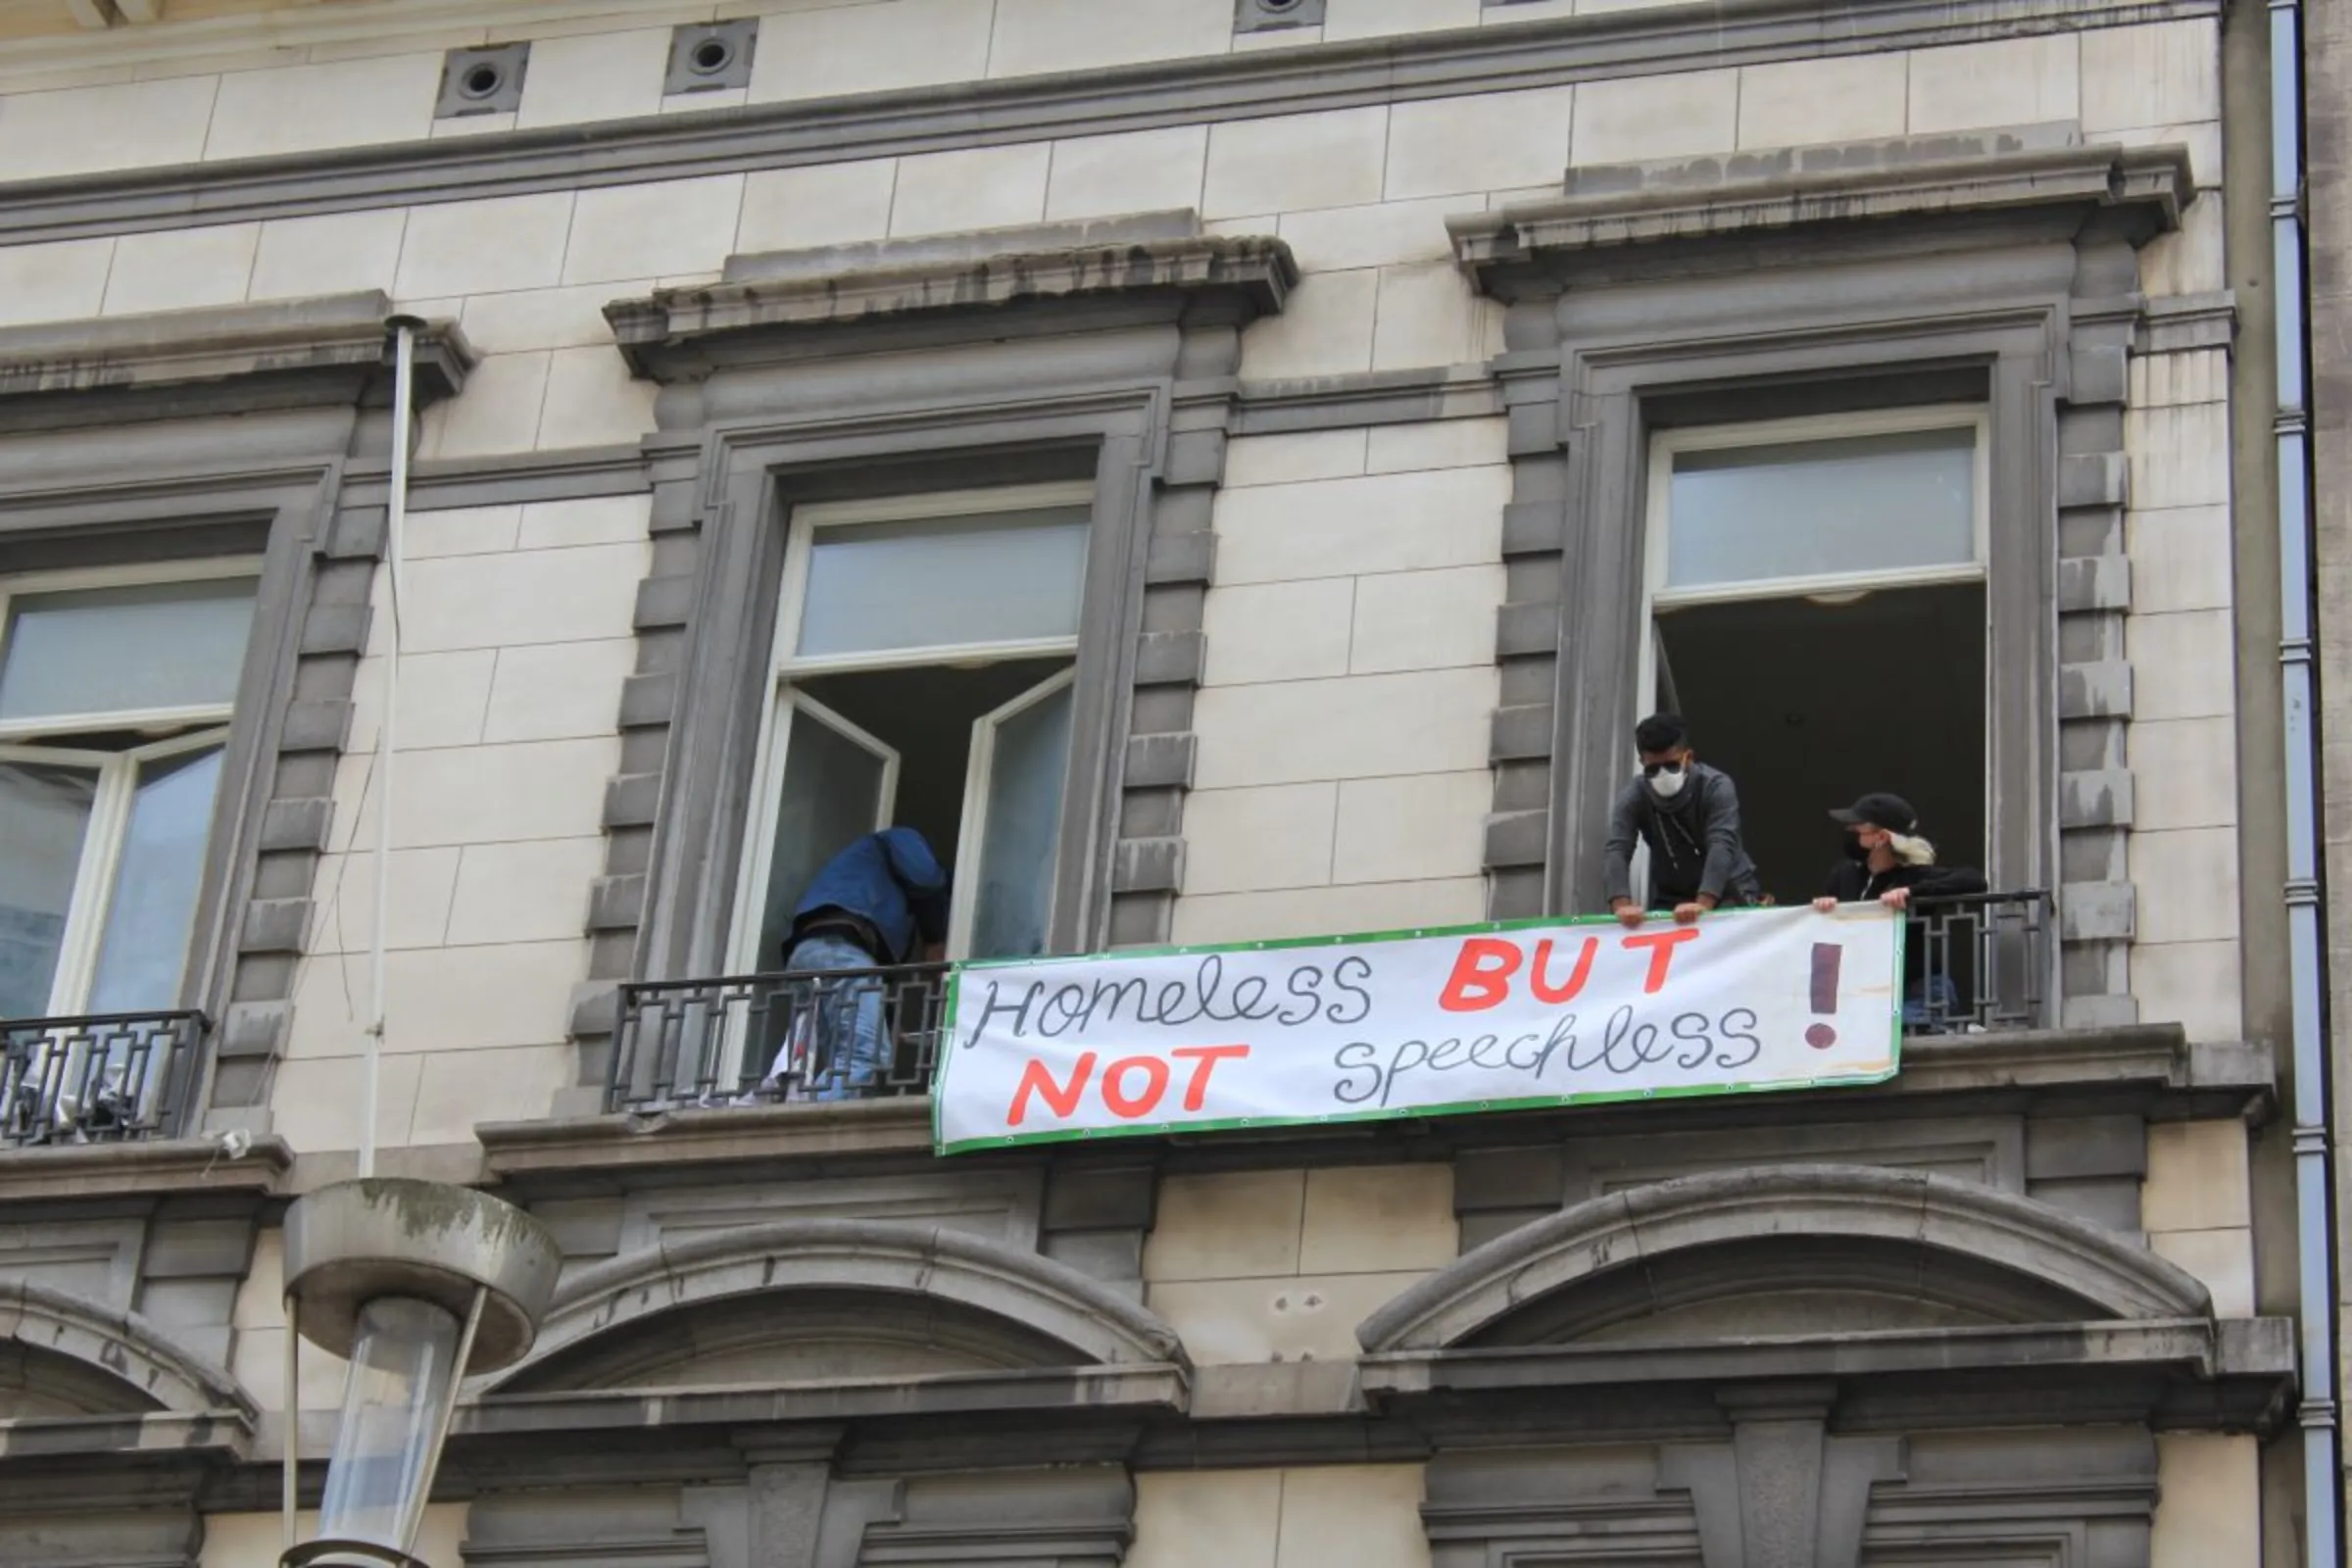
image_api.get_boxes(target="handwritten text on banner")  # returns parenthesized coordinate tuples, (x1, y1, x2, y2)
(933, 905, 1903, 1152)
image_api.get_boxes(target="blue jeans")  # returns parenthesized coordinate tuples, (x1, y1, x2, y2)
(780, 933, 887, 1102)
(1904, 973, 1961, 1033)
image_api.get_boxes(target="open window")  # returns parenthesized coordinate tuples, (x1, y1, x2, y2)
(0, 564, 258, 1142)
(725, 484, 1091, 974)
(1638, 409, 1989, 906)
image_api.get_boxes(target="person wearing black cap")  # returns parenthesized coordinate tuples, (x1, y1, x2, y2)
(1811, 792, 1986, 1027)
(1602, 712, 1763, 928)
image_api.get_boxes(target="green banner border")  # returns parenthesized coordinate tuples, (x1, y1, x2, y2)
(930, 903, 1905, 1155)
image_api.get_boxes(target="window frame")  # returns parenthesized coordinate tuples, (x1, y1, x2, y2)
(720, 480, 1094, 976)
(1640, 404, 1993, 612)
(0, 557, 265, 1019)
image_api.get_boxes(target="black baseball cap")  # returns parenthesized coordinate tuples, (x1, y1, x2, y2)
(1830, 793, 1918, 832)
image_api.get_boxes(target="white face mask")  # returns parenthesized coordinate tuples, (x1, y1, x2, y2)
(1644, 763, 1688, 800)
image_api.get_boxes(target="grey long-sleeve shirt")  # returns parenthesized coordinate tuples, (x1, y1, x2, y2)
(1601, 761, 1761, 907)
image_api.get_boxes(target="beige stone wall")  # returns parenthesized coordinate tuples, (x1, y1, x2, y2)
(1141, 1165, 1456, 1363)
(2141, 1119, 2257, 1318)
(271, 494, 646, 1152)
(1179, 421, 1506, 944)
(2150, 1433, 2260, 1568)
(1128, 1464, 1429, 1568)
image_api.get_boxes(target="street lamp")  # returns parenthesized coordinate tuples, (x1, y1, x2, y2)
(277, 1178, 560, 1568)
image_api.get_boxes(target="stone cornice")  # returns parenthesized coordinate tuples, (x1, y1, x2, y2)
(0, 0, 2219, 247)
(0, 293, 470, 427)
(606, 229, 1297, 379)
(1451, 138, 2196, 295)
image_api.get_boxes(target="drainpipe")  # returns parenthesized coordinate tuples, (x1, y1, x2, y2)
(2268, 1, 2340, 1558)
(361, 317, 424, 1183)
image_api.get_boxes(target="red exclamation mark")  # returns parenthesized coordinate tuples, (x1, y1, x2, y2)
(1806, 944, 1841, 1050)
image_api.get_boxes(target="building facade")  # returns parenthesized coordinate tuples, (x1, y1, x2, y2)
(0, 0, 2316, 1563)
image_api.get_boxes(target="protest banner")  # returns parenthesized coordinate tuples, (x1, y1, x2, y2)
(932, 903, 1904, 1153)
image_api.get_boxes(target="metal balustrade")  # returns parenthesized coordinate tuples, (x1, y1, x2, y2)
(0, 1010, 208, 1149)
(605, 893, 2053, 1114)
(1906, 890, 2052, 1034)
(609, 963, 951, 1113)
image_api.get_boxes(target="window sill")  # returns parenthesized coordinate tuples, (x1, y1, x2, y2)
(479, 1093, 936, 1178)
(479, 1024, 2271, 1184)
(0, 1132, 290, 1203)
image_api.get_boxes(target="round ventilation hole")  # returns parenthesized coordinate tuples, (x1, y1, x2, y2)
(690, 36, 734, 74)
(460, 62, 504, 99)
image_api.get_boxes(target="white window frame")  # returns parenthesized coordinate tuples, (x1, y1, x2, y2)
(1637, 405, 1990, 710)
(947, 664, 1078, 957)
(723, 482, 1092, 977)
(1631, 406, 1994, 890)
(0, 558, 262, 1017)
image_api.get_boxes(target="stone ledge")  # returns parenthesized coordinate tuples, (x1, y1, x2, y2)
(0, 1134, 291, 1204)
(1358, 1315, 2296, 1435)
(0, 292, 471, 419)
(460, 1363, 1188, 1441)
(1451, 138, 2194, 295)
(479, 1024, 2270, 1183)
(607, 231, 1296, 378)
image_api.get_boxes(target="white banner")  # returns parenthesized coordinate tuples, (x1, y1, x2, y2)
(933, 905, 1903, 1152)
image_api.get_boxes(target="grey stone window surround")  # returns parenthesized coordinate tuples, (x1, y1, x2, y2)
(0, 293, 470, 1150)
(1452, 133, 2194, 1031)
(562, 218, 1294, 1114)
(0, 0, 2215, 248)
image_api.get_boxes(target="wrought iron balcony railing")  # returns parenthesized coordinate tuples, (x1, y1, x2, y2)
(1906, 889, 2052, 1034)
(610, 963, 950, 1114)
(1, 1010, 209, 1149)
(606, 892, 2052, 1115)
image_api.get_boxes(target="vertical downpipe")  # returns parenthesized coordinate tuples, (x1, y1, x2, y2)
(365, 318, 423, 1183)
(2270, 1, 2342, 1559)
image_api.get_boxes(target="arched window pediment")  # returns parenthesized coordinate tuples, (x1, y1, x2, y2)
(489, 1218, 1187, 1396)
(1357, 1164, 2211, 1354)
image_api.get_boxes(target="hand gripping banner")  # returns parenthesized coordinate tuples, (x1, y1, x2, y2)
(933, 904, 1904, 1154)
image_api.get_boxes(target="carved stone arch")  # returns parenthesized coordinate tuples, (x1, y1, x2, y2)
(1357, 1164, 2211, 1353)
(0, 1280, 257, 1419)
(490, 1218, 1188, 1394)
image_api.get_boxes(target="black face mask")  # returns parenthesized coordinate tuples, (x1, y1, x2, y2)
(1841, 836, 1873, 861)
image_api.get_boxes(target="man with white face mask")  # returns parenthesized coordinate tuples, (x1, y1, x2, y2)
(1601, 712, 1762, 929)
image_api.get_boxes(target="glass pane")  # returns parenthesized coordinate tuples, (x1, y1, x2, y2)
(318, 1295, 461, 1551)
(796, 507, 1089, 658)
(1666, 426, 1976, 590)
(0, 577, 257, 722)
(88, 745, 225, 1014)
(0, 760, 97, 1017)
(754, 705, 892, 971)
(970, 678, 1073, 960)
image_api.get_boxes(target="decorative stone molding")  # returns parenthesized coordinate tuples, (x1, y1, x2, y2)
(1358, 1163, 2214, 1354)
(489, 1217, 1190, 1394)
(1445, 130, 2192, 1031)
(607, 218, 1295, 377)
(0, 0, 2218, 247)
(561, 217, 1291, 1117)
(1448, 136, 2191, 292)
(0, 1278, 259, 1424)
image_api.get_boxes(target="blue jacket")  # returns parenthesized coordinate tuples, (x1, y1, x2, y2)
(791, 827, 951, 964)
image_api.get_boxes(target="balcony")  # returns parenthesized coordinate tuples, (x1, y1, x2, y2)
(605, 891, 2055, 1115)
(1907, 889, 2051, 1033)
(609, 963, 950, 1114)
(1, 1010, 209, 1149)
